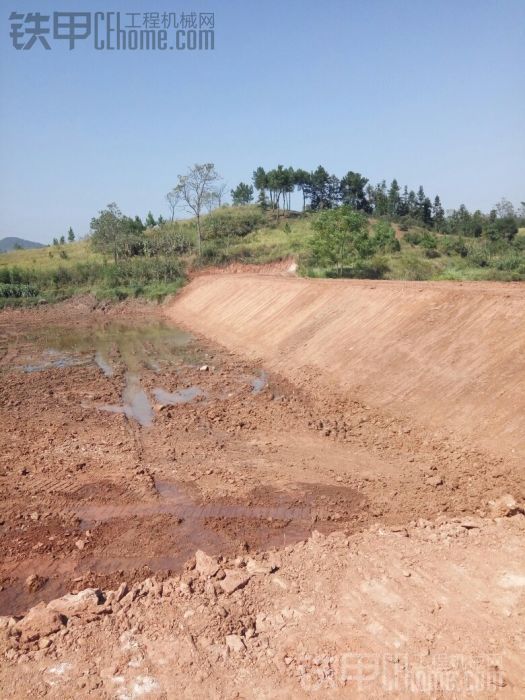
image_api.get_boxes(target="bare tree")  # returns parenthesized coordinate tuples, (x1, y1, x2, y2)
(172, 163, 222, 255)
(202, 182, 229, 213)
(214, 182, 228, 207)
(166, 190, 179, 221)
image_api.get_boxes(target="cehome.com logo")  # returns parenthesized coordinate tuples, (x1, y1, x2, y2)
(9, 11, 215, 51)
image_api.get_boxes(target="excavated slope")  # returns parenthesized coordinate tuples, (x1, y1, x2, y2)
(167, 274, 525, 457)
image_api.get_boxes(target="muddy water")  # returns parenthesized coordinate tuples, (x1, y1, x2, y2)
(0, 316, 304, 616)
(77, 479, 312, 526)
(1, 478, 319, 616)
(19, 320, 194, 374)
(5, 320, 202, 427)
(153, 386, 205, 405)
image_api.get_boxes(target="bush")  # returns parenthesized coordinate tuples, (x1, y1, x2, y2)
(202, 206, 265, 240)
(493, 253, 522, 271)
(468, 250, 490, 268)
(486, 217, 519, 242)
(420, 232, 438, 249)
(0, 282, 40, 298)
(425, 248, 441, 258)
(404, 231, 422, 246)
(372, 221, 400, 253)
(396, 254, 433, 280)
(440, 237, 468, 257)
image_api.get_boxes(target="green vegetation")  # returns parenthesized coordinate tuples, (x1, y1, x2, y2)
(1, 163, 523, 308)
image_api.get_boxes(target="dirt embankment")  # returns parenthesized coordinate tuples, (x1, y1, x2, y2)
(167, 275, 525, 459)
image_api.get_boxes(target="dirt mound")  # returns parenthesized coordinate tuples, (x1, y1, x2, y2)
(190, 257, 297, 278)
(167, 275, 525, 459)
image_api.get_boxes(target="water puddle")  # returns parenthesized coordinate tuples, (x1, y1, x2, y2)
(153, 386, 205, 406)
(1, 480, 360, 615)
(4, 320, 209, 427)
(94, 351, 114, 377)
(251, 370, 268, 394)
(7, 321, 196, 377)
(77, 479, 312, 526)
(100, 373, 154, 427)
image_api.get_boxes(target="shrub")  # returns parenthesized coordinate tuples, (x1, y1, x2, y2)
(202, 206, 265, 240)
(425, 248, 441, 258)
(372, 221, 400, 253)
(440, 237, 468, 257)
(404, 231, 422, 246)
(0, 283, 39, 298)
(396, 254, 433, 280)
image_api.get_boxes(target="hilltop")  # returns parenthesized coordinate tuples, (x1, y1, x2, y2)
(0, 237, 45, 253)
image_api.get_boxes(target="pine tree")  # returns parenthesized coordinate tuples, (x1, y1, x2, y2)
(257, 189, 268, 211)
(432, 196, 444, 230)
(145, 211, 156, 228)
(387, 179, 401, 217)
(231, 182, 254, 206)
(67, 227, 75, 243)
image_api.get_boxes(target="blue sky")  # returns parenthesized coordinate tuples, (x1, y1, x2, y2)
(0, 0, 523, 243)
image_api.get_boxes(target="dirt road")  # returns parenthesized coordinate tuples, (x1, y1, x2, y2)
(1, 279, 524, 697)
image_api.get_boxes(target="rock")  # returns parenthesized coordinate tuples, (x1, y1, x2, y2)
(199, 365, 209, 372)
(75, 539, 85, 550)
(15, 604, 66, 643)
(225, 634, 246, 653)
(114, 582, 129, 603)
(489, 494, 523, 518)
(219, 570, 251, 595)
(47, 588, 103, 616)
(195, 550, 220, 578)
(25, 574, 47, 593)
(460, 519, 480, 530)
(30, 512, 39, 521)
(390, 526, 409, 537)
(426, 475, 443, 487)
(246, 558, 277, 575)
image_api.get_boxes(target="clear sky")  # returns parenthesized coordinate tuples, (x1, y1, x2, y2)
(0, 0, 523, 243)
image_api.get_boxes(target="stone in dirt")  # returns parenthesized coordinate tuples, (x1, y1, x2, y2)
(25, 574, 47, 593)
(426, 475, 443, 487)
(489, 494, 523, 518)
(47, 588, 104, 616)
(195, 550, 220, 578)
(225, 634, 246, 653)
(219, 570, 251, 595)
(246, 558, 278, 575)
(15, 604, 66, 643)
(114, 582, 129, 603)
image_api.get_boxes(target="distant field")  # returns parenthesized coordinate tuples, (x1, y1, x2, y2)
(0, 240, 102, 270)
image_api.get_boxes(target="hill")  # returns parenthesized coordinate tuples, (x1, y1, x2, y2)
(0, 237, 45, 252)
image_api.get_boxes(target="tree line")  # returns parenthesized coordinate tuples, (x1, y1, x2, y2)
(88, 162, 523, 267)
(229, 165, 524, 239)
